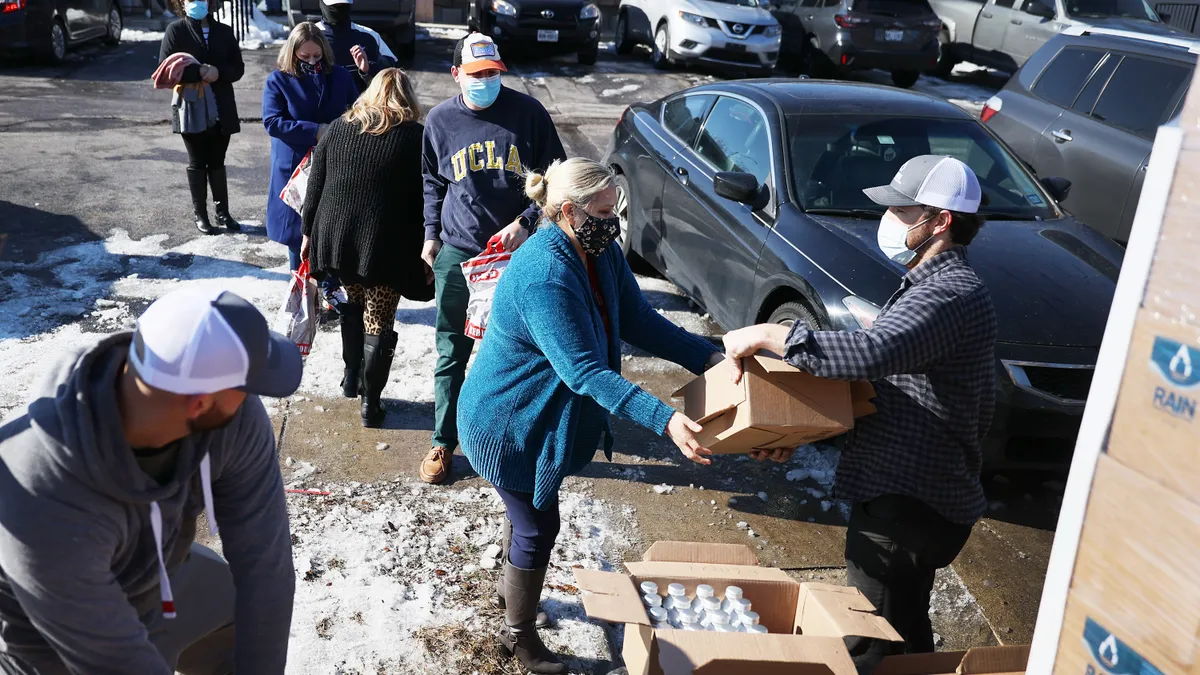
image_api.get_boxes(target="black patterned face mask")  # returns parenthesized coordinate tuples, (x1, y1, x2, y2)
(297, 59, 322, 76)
(574, 212, 620, 256)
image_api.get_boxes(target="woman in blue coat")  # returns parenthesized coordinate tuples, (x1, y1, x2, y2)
(457, 158, 724, 674)
(263, 22, 359, 271)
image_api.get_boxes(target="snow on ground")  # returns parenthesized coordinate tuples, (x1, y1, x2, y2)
(121, 28, 167, 42)
(215, 3, 289, 49)
(419, 24, 470, 42)
(284, 478, 631, 674)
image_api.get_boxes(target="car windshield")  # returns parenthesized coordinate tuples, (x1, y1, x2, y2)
(787, 115, 1057, 220)
(1063, 0, 1158, 21)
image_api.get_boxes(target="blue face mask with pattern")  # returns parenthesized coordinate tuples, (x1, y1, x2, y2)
(463, 75, 501, 109)
(184, 0, 208, 19)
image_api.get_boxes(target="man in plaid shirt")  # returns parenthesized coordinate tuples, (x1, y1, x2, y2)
(724, 155, 997, 672)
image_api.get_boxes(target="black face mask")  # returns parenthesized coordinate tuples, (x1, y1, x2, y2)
(573, 212, 621, 256)
(297, 59, 322, 75)
(321, 2, 350, 26)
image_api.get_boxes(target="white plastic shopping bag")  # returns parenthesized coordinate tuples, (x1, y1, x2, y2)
(280, 149, 313, 215)
(461, 236, 511, 340)
(274, 260, 319, 355)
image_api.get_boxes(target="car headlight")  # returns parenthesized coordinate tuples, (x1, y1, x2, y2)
(580, 3, 600, 19)
(842, 296, 881, 329)
(764, 23, 782, 36)
(492, 0, 517, 17)
(679, 10, 708, 25)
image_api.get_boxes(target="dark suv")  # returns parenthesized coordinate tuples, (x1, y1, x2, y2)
(773, 0, 943, 87)
(0, 0, 122, 63)
(982, 26, 1197, 243)
(468, 0, 603, 64)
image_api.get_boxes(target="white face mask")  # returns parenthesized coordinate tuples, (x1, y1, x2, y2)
(877, 210, 936, 265)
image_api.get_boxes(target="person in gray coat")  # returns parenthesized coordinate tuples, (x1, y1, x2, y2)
(0, 287, 302, 675)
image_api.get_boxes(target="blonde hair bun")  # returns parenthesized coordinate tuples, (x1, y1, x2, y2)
(525, 170, 550, 206)
(526, 158, 613, 223)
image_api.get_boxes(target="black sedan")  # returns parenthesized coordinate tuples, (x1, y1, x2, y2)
(606, 79, 1124, 471)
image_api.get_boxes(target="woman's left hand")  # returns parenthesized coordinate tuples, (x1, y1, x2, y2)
(351, 45, 369, 74)
(201, 65, 219, 83)
(300, 235, 311, 263)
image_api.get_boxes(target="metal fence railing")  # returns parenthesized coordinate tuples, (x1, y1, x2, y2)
(215, 0, 255, 42)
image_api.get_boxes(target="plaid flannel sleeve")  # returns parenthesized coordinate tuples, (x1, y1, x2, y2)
(783, 285, 966, 381)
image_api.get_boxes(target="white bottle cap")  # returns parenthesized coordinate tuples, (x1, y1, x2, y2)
(643, 594, 663, 608)
(738, 610, 760, 626)
(667, 583, 687, 597)
(641, 581, 659, 596)
(708, 610, 730, 625)
(677, 608, 699, 625)
(649, 606, 670, 623)
(696, 584, 715, 599)
(732, 597, 752, 614)
(702, 597, 722, 612)
(746, 624, 769, 634)
(724, 586, 744, 600)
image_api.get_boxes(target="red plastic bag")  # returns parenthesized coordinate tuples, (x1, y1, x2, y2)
(461, 236, 511, 340)
(280, 149, 313, 215)
(274, 260, 319, 355)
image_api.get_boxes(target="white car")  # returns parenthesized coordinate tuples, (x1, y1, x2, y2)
(615, 0, 781, 74)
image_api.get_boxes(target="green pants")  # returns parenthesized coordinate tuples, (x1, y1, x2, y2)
(432, 242, 476, 450)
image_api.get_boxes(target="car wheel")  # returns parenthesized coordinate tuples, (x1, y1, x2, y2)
(578, 42, 599, 65)
(652, 23, 672, 69)
(615, 173, 634, 256)
(104, 5, 122, 45)
(891, 69, 920, 88)
(40, 19, 67, 64)
(934, 30, 957, 78)
(615, 11, 634, 55)
(767, 300, 820, 330)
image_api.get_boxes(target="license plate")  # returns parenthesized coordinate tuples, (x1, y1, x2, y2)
(885, 29, 904, 41)
(537, 29, 559, 42)
(727, 43, 746, 52)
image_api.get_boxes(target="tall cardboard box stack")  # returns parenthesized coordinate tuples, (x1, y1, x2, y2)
(1044, 75, 1200, 675)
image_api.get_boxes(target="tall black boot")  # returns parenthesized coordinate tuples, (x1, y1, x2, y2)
(187, 168, 218, 235)
(495, 517, 552, 629)
(499, 563, 567, 675)
(208, 167, 241, 232)
(340, 304, 364, 399)
(360, 329, 396, 428)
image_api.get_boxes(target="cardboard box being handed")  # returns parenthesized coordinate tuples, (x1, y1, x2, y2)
(674, 353, 877, 454)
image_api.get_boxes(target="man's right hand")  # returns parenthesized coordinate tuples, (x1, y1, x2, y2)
(421, 239, 441, 270)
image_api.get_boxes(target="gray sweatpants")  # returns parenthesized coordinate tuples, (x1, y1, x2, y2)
(0, 544, 236, 675)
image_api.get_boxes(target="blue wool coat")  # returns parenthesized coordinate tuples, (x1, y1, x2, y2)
(458, 224, 720, 510)
(262, 66, 359, 250)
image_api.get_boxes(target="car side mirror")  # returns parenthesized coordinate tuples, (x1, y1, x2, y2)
(1040, 175, 1072, 202)
(714, 171, 766, 207)
(1027, 0, 1055, 18)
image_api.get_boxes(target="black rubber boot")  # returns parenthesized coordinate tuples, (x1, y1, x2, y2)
(495, 517, 552, 629)
(360, 329, 396, 428)
(208, 167, 241, 232)
(340, 304, 365, 399)
(499, 563, 567, 675)
(187, 168, 218, 235)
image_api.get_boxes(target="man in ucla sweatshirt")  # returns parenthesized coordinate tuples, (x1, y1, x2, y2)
(420, 33, 566, 485)
(0, 288, 300, 674)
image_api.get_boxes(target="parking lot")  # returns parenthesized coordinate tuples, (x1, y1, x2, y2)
(0, 21, 1062, 673)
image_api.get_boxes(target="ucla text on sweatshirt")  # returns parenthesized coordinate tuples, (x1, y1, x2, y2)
(422, 86, 567, 255)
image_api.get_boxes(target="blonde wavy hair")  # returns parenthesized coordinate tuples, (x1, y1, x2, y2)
(342, 68, 421, 135)
(276, 23, 333, 76)
(524, 158, 614, 223)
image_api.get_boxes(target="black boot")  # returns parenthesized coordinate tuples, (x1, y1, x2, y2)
(495, 517, 552, 629)
(208, 167, 241, 232)
(360, 329, 396, 428)
(340, 304, 364, 399)
(187, 168, 218, 235)
(499, 563, 567, 675)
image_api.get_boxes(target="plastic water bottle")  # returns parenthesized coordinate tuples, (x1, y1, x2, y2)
(641, 581, 660, 598)
(676, 607, 701, 630)
(728, 597, 752, 622)
(707, 609, 733, 632)
(667, 583, 688, 605)
(643, 593, 663, 609)
(695, 584, 715, 602)
(649, 606, 672, 629)
(736, 610, 761, 631)
(721, 586, 744, 614)
(745, 623, 769, 634)
(698, 599, 724, 628)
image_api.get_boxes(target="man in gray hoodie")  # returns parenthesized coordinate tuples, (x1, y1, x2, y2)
(0, 287, 302, 674)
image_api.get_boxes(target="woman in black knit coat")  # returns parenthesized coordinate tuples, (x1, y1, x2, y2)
(301, 68, 433, 428)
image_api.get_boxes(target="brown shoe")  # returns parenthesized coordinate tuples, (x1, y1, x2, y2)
(419, 446, 451, 484)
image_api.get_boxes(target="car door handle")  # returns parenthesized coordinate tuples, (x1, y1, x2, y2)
(1010, 17, 1022, 23)
(1051, 129, 1073, 143)
(981, 10, 993, 17)
(674, 166, 690, 184)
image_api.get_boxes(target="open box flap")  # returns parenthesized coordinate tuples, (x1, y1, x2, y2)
(798, 583, 903, 642)
(958, 646, 1029, 675)
(625, 561, 795, 583)
(572, 569, 650, 626)
(642, 541, 760, 566)
(696, 404, 737, 427)
(654, 633, 857, 675)
(872, 652, 969, 675)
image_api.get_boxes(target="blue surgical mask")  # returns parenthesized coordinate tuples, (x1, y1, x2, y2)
(463, 75, 501, 109)
(184, 0, 208, 19)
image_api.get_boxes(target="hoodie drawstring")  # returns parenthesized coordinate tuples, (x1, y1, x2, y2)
(150, 453, 218, 620)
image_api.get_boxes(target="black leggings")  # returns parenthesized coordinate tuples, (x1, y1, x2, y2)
(181, 130, 231, 172)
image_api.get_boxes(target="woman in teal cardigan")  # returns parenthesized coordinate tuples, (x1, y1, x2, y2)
(457, 157, 722, 674)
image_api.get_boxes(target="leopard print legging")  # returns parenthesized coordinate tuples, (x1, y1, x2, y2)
(345, 284, 402, 335)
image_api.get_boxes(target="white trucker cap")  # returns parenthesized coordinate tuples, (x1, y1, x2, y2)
(129, 287, 303, 397)
(458, 33, 506, 74)
(863, 155, 982, 214)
